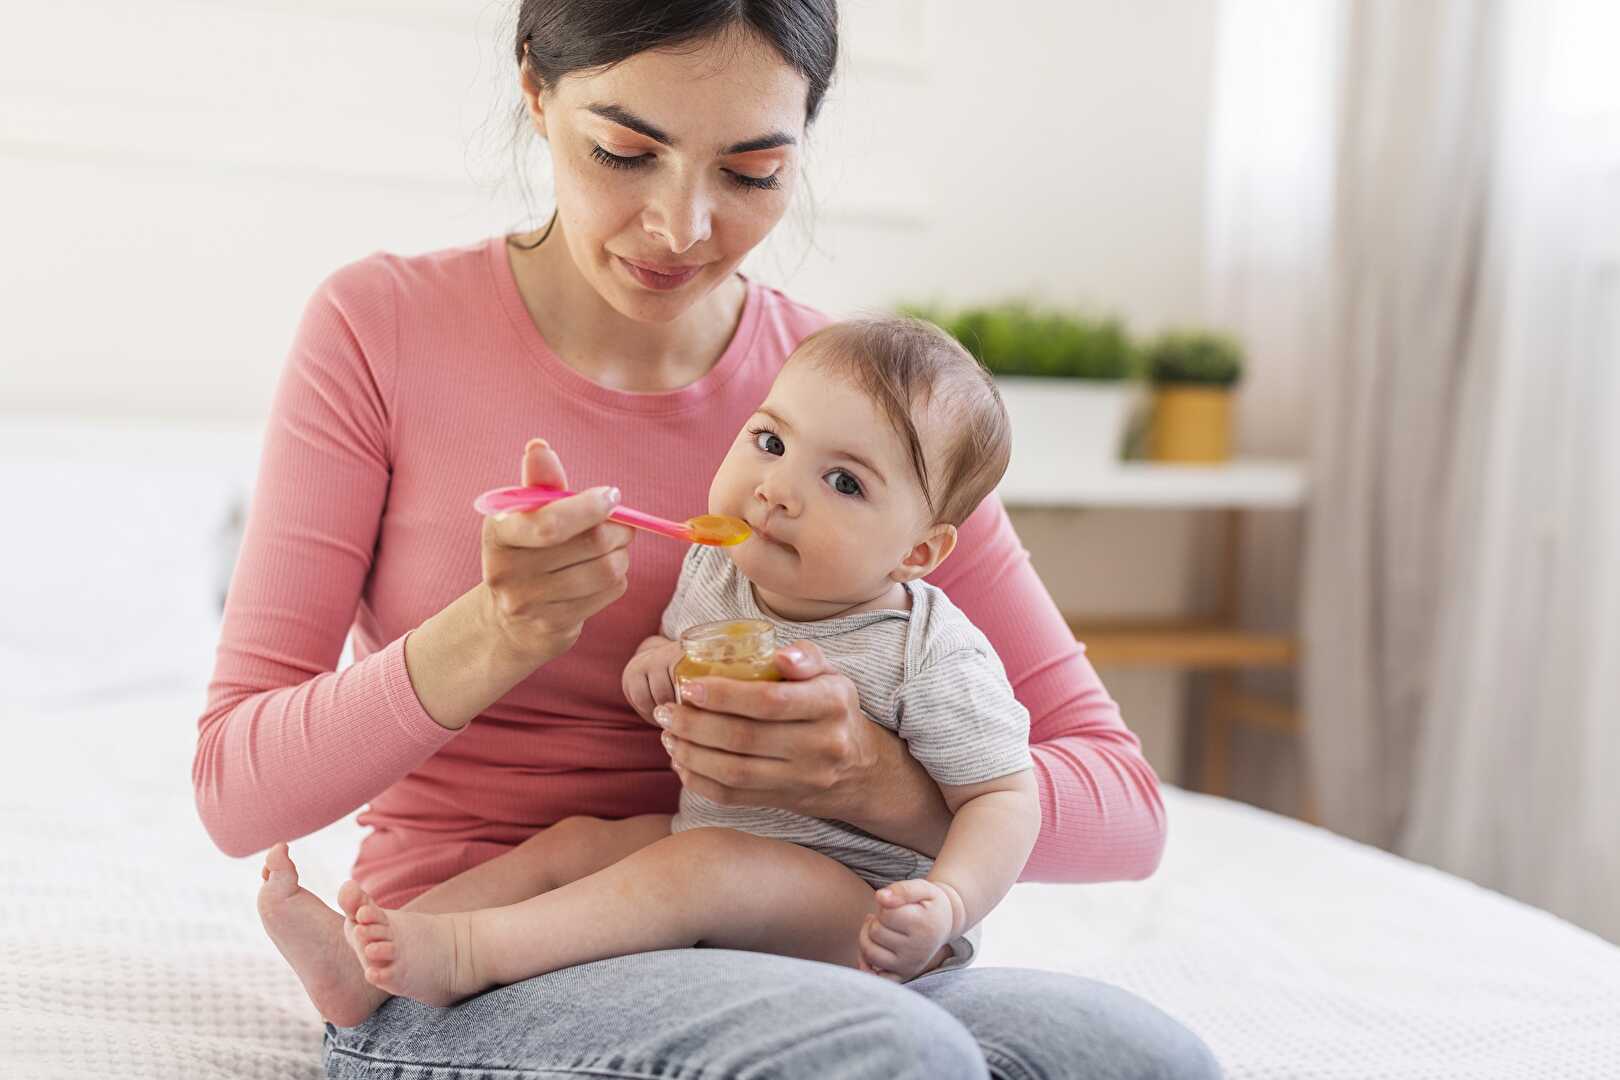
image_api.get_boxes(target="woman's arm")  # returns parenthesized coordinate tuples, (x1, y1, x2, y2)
(193, 266, 630, 857)
(193, 265, 456, 857)
(928, 495, 1167, 882)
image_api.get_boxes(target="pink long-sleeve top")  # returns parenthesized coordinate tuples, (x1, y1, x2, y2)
(193, 236, 1165, 906)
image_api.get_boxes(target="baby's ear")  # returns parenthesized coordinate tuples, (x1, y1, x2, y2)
(891, 523, 958, 583)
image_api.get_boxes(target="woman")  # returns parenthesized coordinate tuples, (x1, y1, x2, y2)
(194, 2, 1220, 1076)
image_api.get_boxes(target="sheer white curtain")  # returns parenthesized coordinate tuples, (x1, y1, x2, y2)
(1403, 1, 1620, 941)
(1209, 0, 1620, 939)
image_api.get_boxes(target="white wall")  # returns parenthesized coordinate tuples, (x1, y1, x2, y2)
(1, 0, 1214, 420)
(1, 0, 1226, 785)
(762, 0, 1215, 330)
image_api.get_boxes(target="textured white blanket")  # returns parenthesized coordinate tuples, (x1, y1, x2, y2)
(4, 687, 1618, 1079)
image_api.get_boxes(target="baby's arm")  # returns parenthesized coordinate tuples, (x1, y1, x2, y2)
(858, 768, 1040, 979)
(929, 769, 1041, 926)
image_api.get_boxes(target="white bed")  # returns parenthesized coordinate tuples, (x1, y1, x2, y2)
(4, 421, 1619, 1079)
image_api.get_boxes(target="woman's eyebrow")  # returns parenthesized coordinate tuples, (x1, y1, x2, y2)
(586, 103, 673, 146)
(723, 131, 797, 155)
(584, 102, 796, 156)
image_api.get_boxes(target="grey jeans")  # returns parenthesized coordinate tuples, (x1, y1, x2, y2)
(323, 949, 1220, 1079)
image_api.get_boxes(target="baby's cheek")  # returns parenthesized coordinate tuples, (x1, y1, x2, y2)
(820, 533, 886, 585)
(707, 457, 743, 516)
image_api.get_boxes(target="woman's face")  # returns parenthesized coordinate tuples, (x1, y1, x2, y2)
(523, 29, 809, 323)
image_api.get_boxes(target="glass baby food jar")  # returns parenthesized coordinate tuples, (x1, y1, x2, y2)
(674, 619, 782, 688)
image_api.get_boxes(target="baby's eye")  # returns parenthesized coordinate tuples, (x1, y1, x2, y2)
(826, 470, 863, 497)
(753, 429, 785, 456)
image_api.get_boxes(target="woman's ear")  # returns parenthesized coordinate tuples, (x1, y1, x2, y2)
(891, 523, 958, 583)
(519, 47, 549, 139)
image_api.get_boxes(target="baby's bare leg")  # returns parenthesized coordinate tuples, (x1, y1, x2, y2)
(260, 815, 669, 1028)
(400, 814, 672, 915)
(346, 828, 879, 1007)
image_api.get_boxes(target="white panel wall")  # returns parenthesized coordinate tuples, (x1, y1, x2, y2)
(3, 0, 532, 419)
(2, 0, 1214, 421)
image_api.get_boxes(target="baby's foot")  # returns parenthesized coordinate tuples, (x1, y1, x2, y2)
(857, 878, 961, 982)
(339, 882, 487, 1007)
(257, 842, 389, 1027)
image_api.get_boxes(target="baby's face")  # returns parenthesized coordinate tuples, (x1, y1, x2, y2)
(709, 350, 945, 619)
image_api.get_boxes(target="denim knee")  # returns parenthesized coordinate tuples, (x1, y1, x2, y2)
(324, 950, 990, 1080)
(910, 966, 1220, 1080)
(875, 982, 990, 1079)
(724, 966, 988, 1079)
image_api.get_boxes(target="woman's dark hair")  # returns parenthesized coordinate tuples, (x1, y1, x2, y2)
(515, 1, 838, 123)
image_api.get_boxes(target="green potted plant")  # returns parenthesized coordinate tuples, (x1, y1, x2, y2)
(902, 302, 1140, 472)
(1141, 331, 1244, 463)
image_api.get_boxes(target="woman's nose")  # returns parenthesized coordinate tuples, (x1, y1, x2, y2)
(643, 177, 712, 255)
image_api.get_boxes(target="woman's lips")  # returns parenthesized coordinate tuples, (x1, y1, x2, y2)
(618, 255, 704, 291)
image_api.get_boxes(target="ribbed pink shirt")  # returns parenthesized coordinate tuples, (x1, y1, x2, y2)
(193, 237, 1165, 905)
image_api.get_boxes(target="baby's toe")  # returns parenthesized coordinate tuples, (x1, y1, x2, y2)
(266, 841, 294, 870)
(355, 920, 391, 944)
(363, 941, 396, 963)
(337, 880, 367, 919)
(260, 841, 298, 882)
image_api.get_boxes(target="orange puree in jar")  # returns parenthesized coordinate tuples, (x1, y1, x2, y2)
(675, 619, 780, 686)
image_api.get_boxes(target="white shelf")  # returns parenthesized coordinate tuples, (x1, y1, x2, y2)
(998, 459, 1308, 510)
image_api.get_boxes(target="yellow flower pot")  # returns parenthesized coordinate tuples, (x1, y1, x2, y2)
(1149, 386, 1233, 463)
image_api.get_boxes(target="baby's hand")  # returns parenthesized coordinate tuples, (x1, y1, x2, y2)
(857, 878, 963, 982)
(622, 636, 685, 725)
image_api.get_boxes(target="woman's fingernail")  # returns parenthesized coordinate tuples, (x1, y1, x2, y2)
(682, 682, 705, 705)
(660, 732, 674, 752)
(653, 705, 672, 727)
(603, 487, 621, 507)
(780, 646, 804, 664)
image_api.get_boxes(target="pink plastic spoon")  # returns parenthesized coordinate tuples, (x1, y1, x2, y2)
(473, 485, 751, 547)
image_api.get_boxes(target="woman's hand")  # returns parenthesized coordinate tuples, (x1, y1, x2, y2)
(654, 640, 953, 853)
(403, 433, 631, 731)
(401, 438, 634, 732)
(479, 438, 635, 666)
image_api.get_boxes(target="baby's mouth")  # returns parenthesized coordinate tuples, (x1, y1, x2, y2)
(748, 514, 796, 554)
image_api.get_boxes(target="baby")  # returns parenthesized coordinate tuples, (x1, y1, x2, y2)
(261, 316, 1039, 1020)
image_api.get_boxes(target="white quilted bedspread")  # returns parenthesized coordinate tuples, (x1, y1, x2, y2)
(3, 685, 1619, 1079)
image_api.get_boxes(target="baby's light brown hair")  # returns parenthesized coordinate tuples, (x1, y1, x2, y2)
(795, 316, 1012, 527)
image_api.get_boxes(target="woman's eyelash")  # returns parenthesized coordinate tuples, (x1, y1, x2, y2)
(592, 145, 778, 192)
(728, 171, 781, 192)
(591, 145, 649, 170)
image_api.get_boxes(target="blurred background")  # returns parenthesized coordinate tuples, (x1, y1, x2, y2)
(2, 0, 1615, 943)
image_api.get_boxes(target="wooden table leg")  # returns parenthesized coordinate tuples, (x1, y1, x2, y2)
(1203, 671, 1236, 797)
(1200, 509, 1243, 797)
